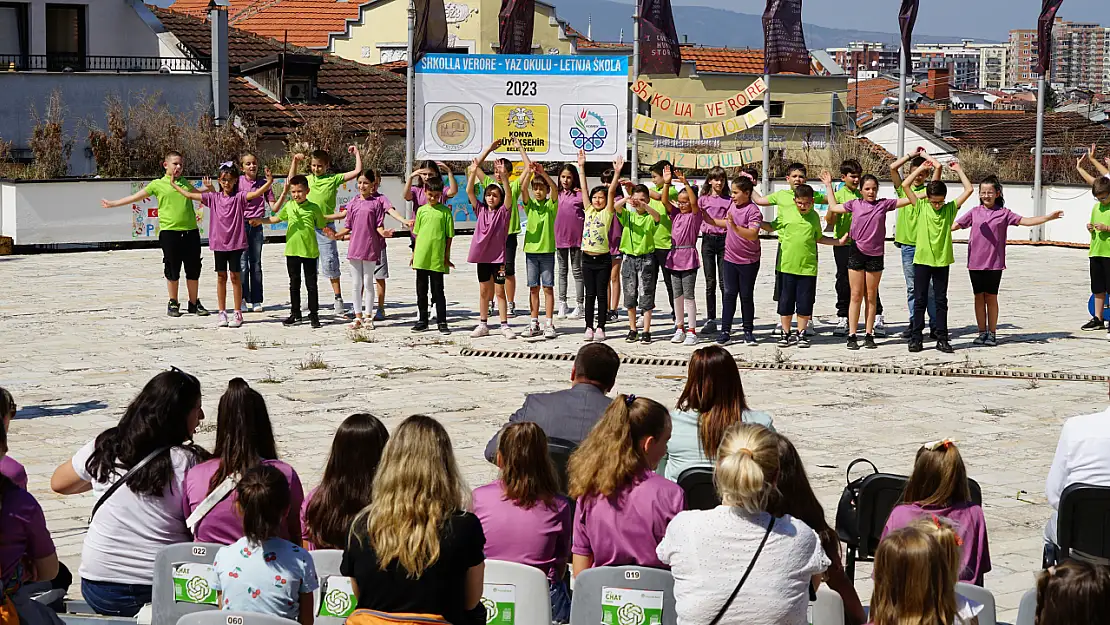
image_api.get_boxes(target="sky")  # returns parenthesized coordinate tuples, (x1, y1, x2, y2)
(677, 0, 1110, 42)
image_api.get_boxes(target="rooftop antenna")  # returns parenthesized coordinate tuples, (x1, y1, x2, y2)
(619, 28, 624, 44)
(587, 15, 592, 40)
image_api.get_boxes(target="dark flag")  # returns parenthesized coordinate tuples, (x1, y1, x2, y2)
(639, 0, 682, 76)
(498, 0, 535, 55)
(1037, 0, 1064, 76)
(762, 0, 809, 75)
(413, 0, 449, 63)
(898, 0, 918, 53)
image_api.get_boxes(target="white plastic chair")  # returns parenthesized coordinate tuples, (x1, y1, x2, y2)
(310, 550, 350, 625)
(811, 585, 846, 625)
(1015, 588, 1037, 625)
(569, 566, 677, 625)
(176, 612, 298, 625)
(955, 582, 997, 625)
(482, 559, 552, 625)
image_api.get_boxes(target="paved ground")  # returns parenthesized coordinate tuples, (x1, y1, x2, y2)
(3, 236, 1108, 622)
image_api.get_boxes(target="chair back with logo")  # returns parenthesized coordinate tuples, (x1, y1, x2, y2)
(569, 566, 676, 625)
(481, 560, 551, 625)
(1057, 483, 1110, 564)
(310, 550, 353, 625)
(676, 467, 719, 511)
(152, 543, 224, 625)
(175, 611, 298, 624)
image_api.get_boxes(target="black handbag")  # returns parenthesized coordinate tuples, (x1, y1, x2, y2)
(834, 458, 878, 545)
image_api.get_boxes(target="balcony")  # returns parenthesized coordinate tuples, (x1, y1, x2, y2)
(0, 54, 209, 73)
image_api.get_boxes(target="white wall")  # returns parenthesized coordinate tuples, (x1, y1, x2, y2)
(860, 122, 957, 163)
(24, 0, 162, 57)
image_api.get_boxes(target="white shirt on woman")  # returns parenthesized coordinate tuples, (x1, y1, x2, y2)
(657, 506, 829, 625)
(1045, 406, 1110, 543)
(72, 439, 199, 584)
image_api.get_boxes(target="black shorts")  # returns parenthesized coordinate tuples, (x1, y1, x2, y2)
(1091, 257, 1110, 294)
(847, 244, 884, 272)
(969, 269, 1003, 295)
(504, 233, 517, 277)
(213, 250, 244, 273)
(159, 229, 202, 281)
(477, 263, 506, 285)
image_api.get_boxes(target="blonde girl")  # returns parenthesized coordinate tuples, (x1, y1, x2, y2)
(869, 524, 960, 625)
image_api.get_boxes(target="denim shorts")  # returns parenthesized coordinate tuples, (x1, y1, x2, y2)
(315, 230, 341, 279)
(526, 252, 556, 288)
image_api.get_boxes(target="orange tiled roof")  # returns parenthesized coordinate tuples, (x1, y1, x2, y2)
(574, 43, 816, 76)
(166, 0, 362, 49)
(847, 77, 898, 112)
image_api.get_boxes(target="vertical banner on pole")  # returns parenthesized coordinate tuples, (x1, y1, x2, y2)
(897, 0, 918, 156)
(412, 0, 449, 62)
(498, 0, 535, 55)
(638, 0, 682, 76)
(1037, 0, 1064, 76)
(762, 0, 809, 75)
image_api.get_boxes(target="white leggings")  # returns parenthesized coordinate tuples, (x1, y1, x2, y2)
(349, 259, 378, 317)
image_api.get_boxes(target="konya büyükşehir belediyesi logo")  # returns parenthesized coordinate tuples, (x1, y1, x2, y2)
(571, 109, 608, 152)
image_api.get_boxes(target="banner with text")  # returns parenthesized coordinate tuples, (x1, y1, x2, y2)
(416, 54, 628, 161)
(647, 146, 765, 169)
(630, 76, 768, 118)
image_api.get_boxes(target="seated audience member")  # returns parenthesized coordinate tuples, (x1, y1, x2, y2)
(1036, 560, 1110, 625)
(868, 522, 960, 625)
(1045, 386, 1110, 564)
(881, 439, 990, 584)
(302, 413, 389, 550)
(183, 378, 304, 545)
(0, 387, 26, 488)
(342, 415, 486, 625)
(484, 343, 620, 462)
(473, 423, 573, 622)
(50, 369, 209, 617)
(213, 465, 318, 625)
(660, 345, 774, 480)
(568, 395, 684, 575)
(1, 422, 63, 625)
(768, 432, 865, 625)
(658, 423, 829, 625)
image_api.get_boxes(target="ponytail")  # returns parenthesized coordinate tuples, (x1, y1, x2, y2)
(567, 394, 669, 500)
(236, 464, 290, 546)
(715, 423, 778, 514)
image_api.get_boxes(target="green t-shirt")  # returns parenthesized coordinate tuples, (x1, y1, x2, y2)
(144, 175, 198, 232)
(771, 209, 824, 277)
(619, 209, 657, 256)
(483, 175, 523, 235)
(912, 200, 958, 267)
(894, 184, 928, 245)
(765, 187, 827, 221)
(523, 197, 557, 253)
(278, 199, 326, 258)
(412, 203, 455, 272)
(832, 186, 863, 239)
(307, 173, 345, 214)
(649, 185, 680, 250)
(1090, 202, 1110, 258)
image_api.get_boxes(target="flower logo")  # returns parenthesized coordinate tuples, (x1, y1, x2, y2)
(570, 109, 608, 153)
(324, 588, 353, 616)
(481, 597, 497, 623)
(185, 576, 211, 603)
(617, 602, 645, 625)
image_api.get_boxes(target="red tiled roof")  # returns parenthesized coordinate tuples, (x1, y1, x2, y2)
(904, 111, 1110, 158)
(847, 77, 898, 113)
(853, 136, 895, 161)
(165, 0, 361, 49)
(679, 47, 765, 74)
(577, 40, 632, 50)
(154, 7, 405, 138)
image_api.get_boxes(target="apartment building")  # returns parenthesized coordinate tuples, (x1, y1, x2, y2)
(1008, 29, 1038, 87)
(826, 42, 901, 76)
(1051, 20, 1110, 92)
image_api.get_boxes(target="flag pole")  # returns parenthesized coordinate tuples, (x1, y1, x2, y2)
(761, 73, 771, 196)
(897, 46, 907, 156)
(405, 0, 416, 215)
(1033, 74, 1047, 240)
(631, 3, 640, 183)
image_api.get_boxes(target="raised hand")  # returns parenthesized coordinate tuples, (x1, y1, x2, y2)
(101, 199, 112, 208)
(491, 138, 504, 151)
(264, 167, 273, 180)
(348, 145, 359, 155)
(948, 161, 962, 172)
(675, 169, 689, 185)
(578, 148, 587, 165)
(201, 176, 214, 189)
(1049, 210, 1064, 220)
(293, 153, 305, 162)
(612, 156, 625, 173)
(662, 165, 673, 185)
(819, 170, 833, 186)
(1089, 143, 1098, 160)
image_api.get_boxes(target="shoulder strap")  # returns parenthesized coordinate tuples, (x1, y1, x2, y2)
(88, 446, 171, 524)
(708, 514, 776, 625)
(186, 473, 241, 532)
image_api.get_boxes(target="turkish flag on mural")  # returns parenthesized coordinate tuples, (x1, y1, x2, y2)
(898, 0, 918, 53)
(1037, 0, 1064, 76)
(413, 0, 449, 63)
(639, 0, 682, 76)
(498, 0, 535, 55)
(762, 0, 809, 74)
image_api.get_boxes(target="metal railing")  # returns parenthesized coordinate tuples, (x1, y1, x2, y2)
(0, 54, 210, 73)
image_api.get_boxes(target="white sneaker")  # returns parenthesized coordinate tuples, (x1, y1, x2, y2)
(683, 331, 698, 346)
(521, 321, 542, 338)
(584, 328, 595, 341)
(556, 301, 569, 319)
(874, 315, 887, 337)
(571, 306, 583, 319)
(251, 303, 262, 313)
(334, 298, 345, 316)
(833, 317, 848, 337)
(500, 325, 516, 339)
(593, 328, 606, 342)
(771, 322, 783, 337)
(470, 323, 490, 338)
(670, 328, 686, 343)
(217, 311, 229, 328)
(543, 323, 557, 339)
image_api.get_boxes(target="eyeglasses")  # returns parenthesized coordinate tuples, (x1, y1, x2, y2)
(169, 366, 200, 386)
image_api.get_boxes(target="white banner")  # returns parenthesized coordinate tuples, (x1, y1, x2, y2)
(415, 54, 629, 162)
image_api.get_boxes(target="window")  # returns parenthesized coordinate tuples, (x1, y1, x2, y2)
(0, 2, 28, 63)
(738, 101, 784, 118)
(45, 4, 85, 71)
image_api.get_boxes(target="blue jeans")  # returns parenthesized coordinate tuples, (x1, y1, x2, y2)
(550, 578, 571, 623)
(900, 244, 936, 331)
(240, 223, 264, 305)
(81, 578, 152, 617)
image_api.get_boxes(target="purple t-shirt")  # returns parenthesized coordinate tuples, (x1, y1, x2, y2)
(182, 459, 305, 545)
(724, 203, 764, 265)
(667, 210, 703, 271)
(956, 205, 1023, 271)
(698, 194, 732, 236)
(845, 198, 899, 257)
(344, 194, 391, 262)
(202, 190, 249, 252)
(0, 485, 55, 583)
(572, 471, 684, 569)
(882, 502, 991, 585)
(608, 209, 623, 255)
(468, 203, 510, 264)
(0, 455, 27, 490)
(554, 189, 585, 249)
(472, 481, 572, 583)
(239, 175, 274, 220)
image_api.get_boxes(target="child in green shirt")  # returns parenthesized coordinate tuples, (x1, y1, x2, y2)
(759, 184, 845, 348)
(618, 183, 662, 344)
(298, 147, 361, 318)
(411, 175, 455, 334)
(891, 149, 943, 338)
(519, 158, 560, 339)
(648, 160, 680, 326)
(1082, 174, 1110, 333)
(900, 161, 973, 354)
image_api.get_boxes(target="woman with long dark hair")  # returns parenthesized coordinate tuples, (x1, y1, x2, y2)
(51, 369, 209, 617)
(182, 378, 304, 544)
(301, 413, 389, 550)
(659, 345, 773, 481)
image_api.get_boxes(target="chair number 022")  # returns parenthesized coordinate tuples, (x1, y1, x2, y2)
(192, 546, 207, 557)
(624, 571, 640, 580)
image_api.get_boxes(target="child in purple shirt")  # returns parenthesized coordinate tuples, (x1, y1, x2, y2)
(473, 422, 573, 622)
(951, 178, 1062, 347)
(698, 168, 733, 334)
(661, 168, 704, 346)
(568, 395, 684, 575)
(881, 440, 991, 585)
(554, 164, 586, 319)
(238, 154, 275, 312)
(711, 175, 763, 345)
(466, 162, 513, 339)
(172, 163, 273, 328)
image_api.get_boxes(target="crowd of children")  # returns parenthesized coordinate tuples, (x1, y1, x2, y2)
(98, 144, 1110, 351)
